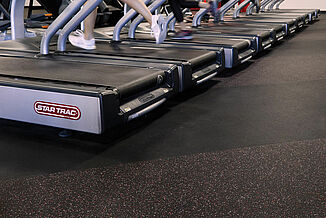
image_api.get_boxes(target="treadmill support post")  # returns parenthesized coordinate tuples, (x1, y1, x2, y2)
(246, 0, 260, 15)
(275, 0, 285, 10)
(10, 0, 25, 39)
(167, 9, 187, 31)
(57, 0, 102, 52)
(193, 0, 222, 27)
(128, 0, 166, 39)
(260, 0, 274, 12)
(268, 0, 280, 11)
(233, 0, 251, 19)
(192, 8, 207, 27)
(218, 0, 243, 21)
(246, 2, 254, 15)
(112, 0, 150, 41)
(40, 0, 87, 55)
(164, 12, 176, 32)
(193, 0, 221, 27)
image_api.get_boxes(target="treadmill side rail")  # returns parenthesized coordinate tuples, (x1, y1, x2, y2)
(120, 87, 171, 122)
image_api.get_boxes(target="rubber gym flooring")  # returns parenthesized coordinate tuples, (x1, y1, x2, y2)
(0, 14, 325, 217)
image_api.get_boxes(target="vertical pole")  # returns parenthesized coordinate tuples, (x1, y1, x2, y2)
(11, 0, 26, 39)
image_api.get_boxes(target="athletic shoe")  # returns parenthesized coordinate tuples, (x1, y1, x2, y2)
(151, 14, 167, 44)
(68, 29, 96, 50)
(171, 30, 193, 40)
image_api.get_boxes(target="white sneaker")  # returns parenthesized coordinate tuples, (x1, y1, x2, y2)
(151, 15, 167, 44)
(68, 30, 96, 50)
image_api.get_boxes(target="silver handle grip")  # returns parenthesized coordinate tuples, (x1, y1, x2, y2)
(128, 98, 166, 121)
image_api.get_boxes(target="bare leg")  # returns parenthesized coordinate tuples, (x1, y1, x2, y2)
(121, 0, 167, 43)
(68, 2, 97, 49)
(84, 8, 97, 40)
(83, 0, 152, 39)
(120, 0, 152, 25)
(71, 0, 166, 46)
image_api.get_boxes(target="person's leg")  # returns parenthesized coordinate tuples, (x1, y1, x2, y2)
(177, 0, 210, 30)
(83, 8, 97, 40)
(120, 0, 167, 43)
(168, 0, 184, 24)
(120, 0, 152, 24)
(68, 0, 97, 50)
(168, 0, 192, 39)
(96, 0, 167, 43)
(70, 0, 167, 49)
(68, 6, 97, 50)
(169, 0, 210, 39)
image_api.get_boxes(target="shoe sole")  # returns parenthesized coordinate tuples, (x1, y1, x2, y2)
(68, 38, 96, 50)
(69, 42, 96, 50)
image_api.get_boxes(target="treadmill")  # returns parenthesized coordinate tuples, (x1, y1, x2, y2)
(241, 1, 310, 27)
(259, 0, 320, 22)
(193, 4, 287, 42)
(182, 2, 277, 53)
(219, 0, 300, 34)
(0, 0, 223, 134)
(30, 0, 226, 91)
(193, 0, 289, 38)
(55, 0, 226, 91)
(152, 6, 276, 54)
(95, 0, 256, 68)
(0, 44, 181, 134)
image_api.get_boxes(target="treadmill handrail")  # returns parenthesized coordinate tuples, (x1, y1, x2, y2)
(194, 0, 258, 25)
(260, 0, 274, 12)
(40, 0, 87, 55)
(165, 12, 176, 32)
(58, 0, 102, 52)
(218, 0, 241, 21)
(113, 0, 150, 41)
(275, 0, 285, 10)
(193, 0, 224, 27)
(169, 17, 177, 32)
(246, 2, 254, 15)
(192, 8, 207, 27)
(128, 0, 166, 39)
(193, 0, 223, 27)
(10, 0, 25, 40)
(233, 0, 251, 19)
(161, 4, 177, 31)
(164, 8, 187, 32)
(246, 0, 260, 15)
(268, 0, 280, 11)
(168, 8, 187, 31)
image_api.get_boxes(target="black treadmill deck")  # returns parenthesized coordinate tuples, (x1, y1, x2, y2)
(0, 55, 169, 89)
(0, 36, 223, 91)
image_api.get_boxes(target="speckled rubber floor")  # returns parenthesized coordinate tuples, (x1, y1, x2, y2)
(0, 14, 325, 217)
(0, 139, 325, 217)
